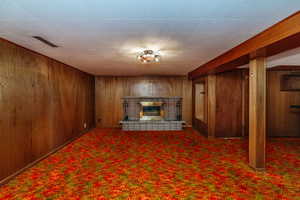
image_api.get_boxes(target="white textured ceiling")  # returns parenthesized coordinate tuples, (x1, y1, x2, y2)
(0, 0, 300, 75)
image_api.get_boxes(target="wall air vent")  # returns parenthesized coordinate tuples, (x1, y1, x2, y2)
(32, 36, 59, 48)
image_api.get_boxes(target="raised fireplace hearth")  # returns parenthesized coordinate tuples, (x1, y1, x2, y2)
(120, 97, 185, 131)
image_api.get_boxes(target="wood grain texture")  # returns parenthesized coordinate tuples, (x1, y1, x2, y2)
(242, 70, 249, 137)
(0, 40, 95, 181)
(188, 11, 300, 79)
(280, 74, 300, 91)
(215, 71, 244, 137)
(194, 83, 206, 122)
(267, 70, 300, 137)
(192, 70, 248, 138)
(207, 75, 216, 137)
(192, 77, 208, 136)
(95, 76, 192, 127)
(249, 56, 266, 169)
(268, 65, 300, 71)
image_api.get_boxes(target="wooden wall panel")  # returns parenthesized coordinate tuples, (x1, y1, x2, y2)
(194, 83, 206, 121)
(215, 71, 244, 137)
(192, 70, 248, 138)
(267, 70, 300, 137)
(95, 76, 192, 127)
(192, 77, 208, 136)
(207, 75, 217, 137)
(192, 68, 300, 138)
(242, 70, 249, 137)
(0, 40, 95, 181)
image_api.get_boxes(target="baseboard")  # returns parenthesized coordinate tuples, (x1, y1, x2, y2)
(183, 124, 192, 128)
(0, 127, 95, 186)
(268, 136, 300, 139)
(250, 166, 265, 172)
(223, 137, 245, 140)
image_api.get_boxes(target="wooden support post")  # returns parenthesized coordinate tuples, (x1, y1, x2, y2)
(249, 51, 266, 170)
(207, 74, 216, 138)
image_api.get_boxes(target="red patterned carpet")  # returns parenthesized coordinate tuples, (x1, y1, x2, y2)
(0, 128, 300, 200)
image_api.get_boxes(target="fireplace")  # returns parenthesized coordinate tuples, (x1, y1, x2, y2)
(120, 97, 184, 131)
(140, 102, 163, 120)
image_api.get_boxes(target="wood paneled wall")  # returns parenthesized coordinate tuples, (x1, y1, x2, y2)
(0, 39, 95, 181)
(267, 70, 300, 137)
(95, 76, 192, 127)
(215, 70, 247, 137)
(192, 77, 208, 136)
(192, 70, 248, 137)
(193, 68, 300, 138)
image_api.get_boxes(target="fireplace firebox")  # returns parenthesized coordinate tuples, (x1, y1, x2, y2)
(140, 102, 163, 120)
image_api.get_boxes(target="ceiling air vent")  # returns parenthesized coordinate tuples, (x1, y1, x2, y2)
(32, 36, 59, 48)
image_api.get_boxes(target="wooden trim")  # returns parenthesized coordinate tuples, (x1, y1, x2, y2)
(193, 77, 207, 84)
(241, 70, 249, 137)
(268, 65, 300, 71)
(242, 72, 246, 137)
(0, 37, 93, 76)
(0, 127, 95, 186)
(192, 77, 208, 136)
(188, 11, 300, 79)
(249, 55, 266, 170)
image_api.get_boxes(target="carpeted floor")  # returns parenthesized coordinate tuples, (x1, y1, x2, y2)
(0, 128, 300, 200)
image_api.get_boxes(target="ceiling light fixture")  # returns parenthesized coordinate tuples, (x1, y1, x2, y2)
(137, 50, 161, 63)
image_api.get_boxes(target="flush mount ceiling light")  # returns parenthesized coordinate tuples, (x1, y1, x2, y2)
(137, 50, 161, 63)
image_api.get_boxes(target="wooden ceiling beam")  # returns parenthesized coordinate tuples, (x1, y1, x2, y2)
(268, 65, 300, 71)
(188, 11, 300, 79)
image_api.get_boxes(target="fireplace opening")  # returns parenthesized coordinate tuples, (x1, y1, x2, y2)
(140, 102, 163, 120)
(143, 105, 161, 116)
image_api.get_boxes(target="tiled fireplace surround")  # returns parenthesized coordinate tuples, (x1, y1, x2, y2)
(120, 97, 185, 131)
